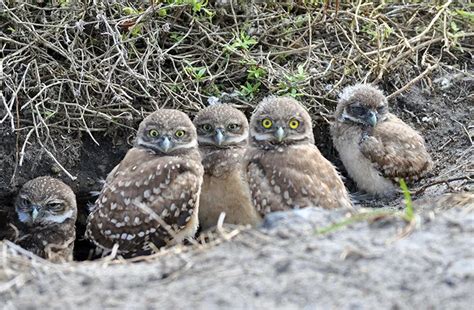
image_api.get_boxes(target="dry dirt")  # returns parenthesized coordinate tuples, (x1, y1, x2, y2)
(1, 206, 473, 309)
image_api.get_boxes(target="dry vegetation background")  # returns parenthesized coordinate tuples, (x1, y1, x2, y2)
(0, 0, 473, 307)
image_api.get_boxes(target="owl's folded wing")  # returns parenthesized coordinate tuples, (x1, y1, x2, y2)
(360, 122, 433, 180)
(86, 148, 202, 253)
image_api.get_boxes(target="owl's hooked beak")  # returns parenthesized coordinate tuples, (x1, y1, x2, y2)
(31, 206, 40, 221)
(158, 136, 172, 153)
(365, 111, 377, 127)
(214, 128, 224, 146)
(275, 127, 285, 142)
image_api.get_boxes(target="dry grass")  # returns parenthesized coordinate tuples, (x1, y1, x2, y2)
(1, 0, 473, 179)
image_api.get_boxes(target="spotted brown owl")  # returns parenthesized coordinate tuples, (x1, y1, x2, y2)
(331, 84, 433, 196)
(193, 104, 261, 230)
(245, 96, 352, 216)
(13, 176, 77, 262)
(85, 109, 203, 256)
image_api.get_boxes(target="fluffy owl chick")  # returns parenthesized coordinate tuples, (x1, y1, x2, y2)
(331, 84, 433, 196)
(85, 109, 204, 256)
(14, 176, 77, 262)
(245, 96, 352, 216)
(193, 104, 261, 230)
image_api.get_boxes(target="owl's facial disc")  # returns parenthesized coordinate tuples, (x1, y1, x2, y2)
(341, 102, 387, 127)
(193, 104, 249, 149)
(253, 116, 306, 145)
(196, 123, 248, 148)
(16, 195, 73, 225)
(138, 126, 197, 154)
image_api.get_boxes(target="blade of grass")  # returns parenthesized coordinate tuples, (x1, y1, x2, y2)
(399, 179, 414, 221)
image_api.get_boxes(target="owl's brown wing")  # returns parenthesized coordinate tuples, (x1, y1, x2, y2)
(360, 116, 433, 180)
(86, 147, 203, 253)
(245, 145, 352, 217)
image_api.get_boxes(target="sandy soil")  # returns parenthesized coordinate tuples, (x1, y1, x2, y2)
(1, 205, 473, 309)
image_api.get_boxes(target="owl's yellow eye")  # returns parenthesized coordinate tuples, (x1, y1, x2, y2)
(149, 129, 159, 137)
(261, 118, 273, 129)
(175, 130, 186, 138)
(289, 118, 300, 129)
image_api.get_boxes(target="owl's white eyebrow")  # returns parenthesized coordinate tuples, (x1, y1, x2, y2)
(340, 111, 365, 124)
(46, 199, 64, 204)
(44, 209, 74, 223)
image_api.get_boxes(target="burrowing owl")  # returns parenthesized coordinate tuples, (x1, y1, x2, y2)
(193, 104, 261, 230)
(85, 109, 204, 256)
(331, 84, 433, 196)
(245, 96, 352, 216)
(14, 176, 77, 262)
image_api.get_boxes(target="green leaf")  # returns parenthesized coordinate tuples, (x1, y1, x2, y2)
(130, 24, 142, 37)
(158, 8, 167, 17)
(123, 7, 138, 16)
(455, 10, 474, 23)
(451, 21, 460, 33)
(197, 68, 207, 78)
(399, 179, 414, 221)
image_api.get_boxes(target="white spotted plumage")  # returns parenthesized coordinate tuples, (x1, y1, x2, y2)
(13, 176, 77, 262)
(85, 109, 204, 256)
(245, 96, 353, 216)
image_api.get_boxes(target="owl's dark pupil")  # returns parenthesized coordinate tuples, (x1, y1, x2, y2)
(203, 124, 212, 131)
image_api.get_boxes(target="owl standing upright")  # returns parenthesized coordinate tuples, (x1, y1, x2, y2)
(245, 96, 352, 216)
(193, 104, 261, 230)
(330, 84, 433, 196)
(85, 109, 204, 256)
(14, 176, 77, 262)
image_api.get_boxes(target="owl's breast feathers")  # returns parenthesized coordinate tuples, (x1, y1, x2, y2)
(17, 219, 76, 262)
(200, 146, 245, 178)
(245, 144, 352, 215)
(86, 147, 203, 254)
